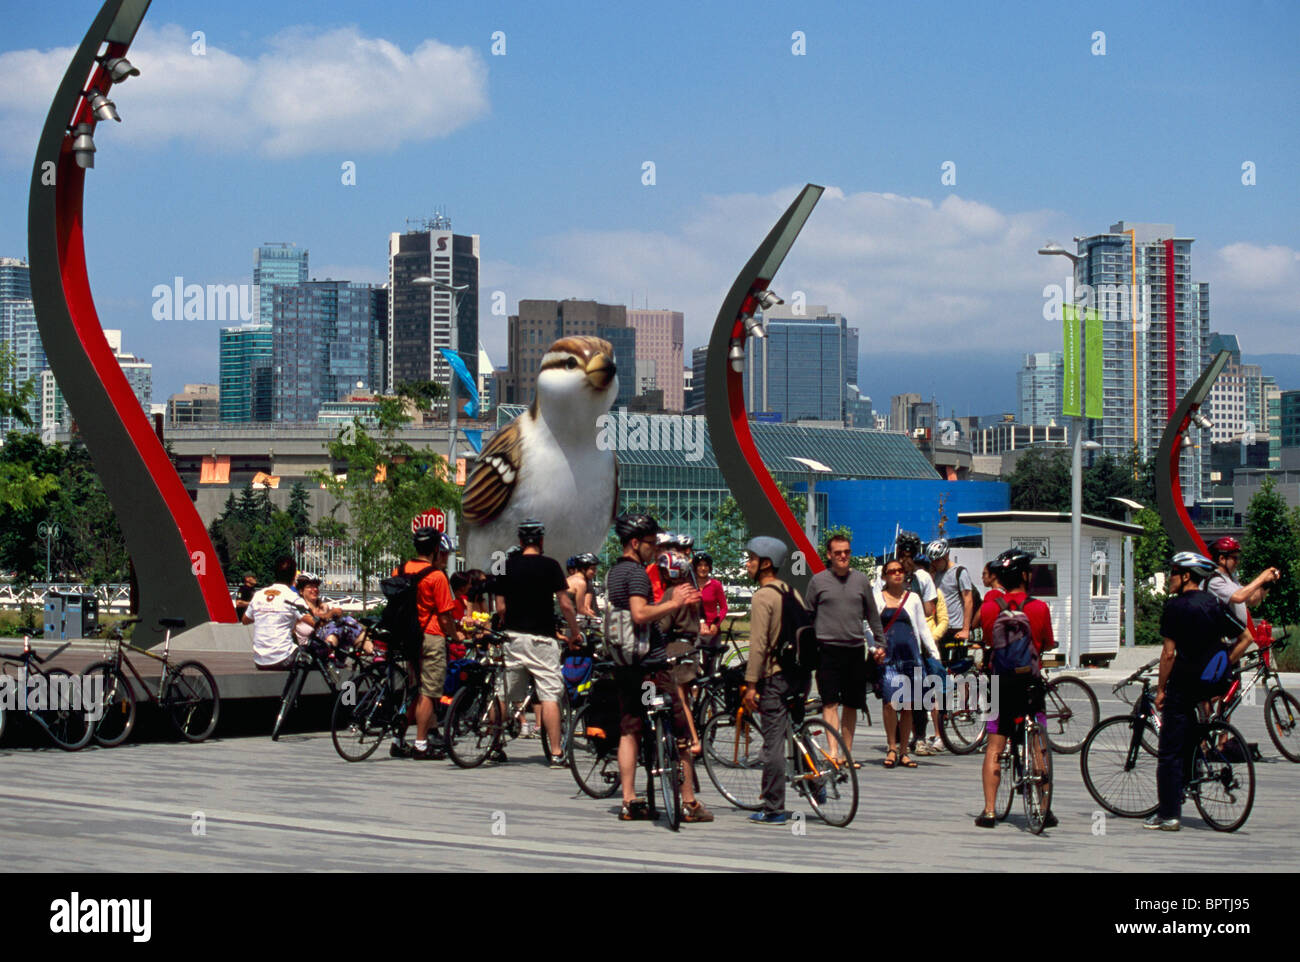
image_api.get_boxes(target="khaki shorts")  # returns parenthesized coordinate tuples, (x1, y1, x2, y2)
(504, 632, 564, 704)
(419, 633, 448, 698)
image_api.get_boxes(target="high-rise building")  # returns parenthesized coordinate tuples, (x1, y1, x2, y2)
(1072, 222, 1209, 501)
(219, 323, 273, 421)
(742, 305, 859, 422)
(105, 329, 152, 414)
(687, 345, 708, 414)
(626, 309, 685, 411)
(889, 393, 930, 433)
(504, 299, 628, 405)
(846, 386, 873, 429)
(0, 257, 31, 301)
(272, 280, 383, 422)
(1264, 378, 1281, 469)
(1281, 390, 1300, 450)
(253, 243, 308, 325)
(1, 300, 43, 434)
(40, 370, 66, 437)
(167, 384, 220, 425)
(388, 218, 479, 405)
(1018, 352, 1063, 426)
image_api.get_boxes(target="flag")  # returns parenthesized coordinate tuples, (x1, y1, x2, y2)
(1062, 304, 1080, 417)
(1084, 306, 1103, 420)
(439, 348, 481, 419)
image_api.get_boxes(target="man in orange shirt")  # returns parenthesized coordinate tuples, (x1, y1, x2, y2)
(395, 528, 459, 760)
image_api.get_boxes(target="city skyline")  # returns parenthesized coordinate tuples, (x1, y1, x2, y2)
(0, 1, 1296, 412)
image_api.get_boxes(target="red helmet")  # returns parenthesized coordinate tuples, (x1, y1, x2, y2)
(1209, 536, 1241, 558)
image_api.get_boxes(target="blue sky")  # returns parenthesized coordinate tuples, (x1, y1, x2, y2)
(1, 0, 1297, 412)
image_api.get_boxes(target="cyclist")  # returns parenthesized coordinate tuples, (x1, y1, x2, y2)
(608, 513, 710, 822)
(742, 535, 809, 824)
(395, 528, 458, 761)
(494, 519, 581, 767)
(246, 555, 309, 671)
(807, 533, 884, 764)
(930, 539, 975, 662)
(1148, 551, 1254, 830)
(694, 553, 727, 672)
(579, 553, 602, 616)
(566, 555, 598, 618)
(1206, 536, 1280, 626)
(656, 547, 705, 756)
(975, 548, 1057, 829)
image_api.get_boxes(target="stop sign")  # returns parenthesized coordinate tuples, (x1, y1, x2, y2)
(411, 509, 447, 533)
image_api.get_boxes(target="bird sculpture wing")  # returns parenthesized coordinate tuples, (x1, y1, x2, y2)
(463, 416, 525, 524)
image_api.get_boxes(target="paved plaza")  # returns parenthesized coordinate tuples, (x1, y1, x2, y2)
(1, 666, 1296, 872)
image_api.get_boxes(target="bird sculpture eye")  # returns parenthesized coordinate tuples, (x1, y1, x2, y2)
(565, 357, 579, 369)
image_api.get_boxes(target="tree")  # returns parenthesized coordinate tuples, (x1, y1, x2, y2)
(48, 444, 129, 583)
(0, 347, 57, 513)
(821, 524, 876, 579)
(287, 481, 312, 538)
(1241, 477, 1300, 628)
(701, 482, 807, 582)
(1005, 448, 1071, 511)
(312, 396, 460, 605)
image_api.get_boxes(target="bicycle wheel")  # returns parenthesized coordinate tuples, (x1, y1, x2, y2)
(995, 742, 1016, 820)
(795, 718, 858, 827)
(161, 661, 219, 742)
(1042, 677, 1098, 754)
(84, 661, 136, 748)
(445, 684, 497, 768)
(701, 711, 764, 810)
(720, 644, 750, 670)
(331, 671, 389, 762)
(567, 704, 620, 798)
(938, 679, 988, 755)
(1080, 715, 1159, 818)
(1191, 721, 1255, 832)
(271, 667, 306, 741)
(1264, 689, 1300, 763)
(653, 714, 682, 830)
(1023, 726, 1053, 834)
(38, 668, 93, 751)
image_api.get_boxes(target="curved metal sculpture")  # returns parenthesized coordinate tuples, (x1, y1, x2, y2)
(704, 184, 824, 595)
(28, 0, 236, 631)
(1155, 349, 1230, 556)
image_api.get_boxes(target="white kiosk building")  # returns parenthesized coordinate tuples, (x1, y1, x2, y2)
(958, 511, 1144, 666)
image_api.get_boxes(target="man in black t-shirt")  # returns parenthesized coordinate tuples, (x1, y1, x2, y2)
(1148, 552, 1252, 831)
(494, 519, 581, 767)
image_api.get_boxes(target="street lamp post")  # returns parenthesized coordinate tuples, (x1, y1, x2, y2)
(1110, 496, 1145, 648)
(413, 275, 470, 567)
(788, 457, 832, 550)
(37, 520, 61, 583)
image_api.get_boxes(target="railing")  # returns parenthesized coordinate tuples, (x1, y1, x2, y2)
(0, 582, 132, 611)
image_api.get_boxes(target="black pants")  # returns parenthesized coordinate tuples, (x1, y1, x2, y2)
(1156, 688, 1201, 820)
(757, 671, 808, 814)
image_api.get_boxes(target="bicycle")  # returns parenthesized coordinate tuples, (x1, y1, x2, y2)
(330, 626, 413, 762)
(84, 617, 220, 745)
(1080, 664, 1255, 831)
(443, 631, 572, 768)
(701, 686, 859, 827)
(567, 653, 694, 830)
(1204, 633, 1298, 762)
(272, 637, 358, 741)
(713, 616, 750, 671)
(991, 680, 1053, 834)
(0, 636, 93, 750)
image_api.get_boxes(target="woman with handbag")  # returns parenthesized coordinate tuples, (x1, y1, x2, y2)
(872, 560, 940, 768)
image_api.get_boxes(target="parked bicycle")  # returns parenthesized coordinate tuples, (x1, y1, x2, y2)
(85, 617, 220, 745)
(272, 637, 359, 741)
(0, 636, 93, 750)
(991, 680, 1053, 834)
(1204, 631, 1297, 762)
(330, 624, 412, 762)
(1080, 660, 1255, 831)
(701, 691, 859, 827)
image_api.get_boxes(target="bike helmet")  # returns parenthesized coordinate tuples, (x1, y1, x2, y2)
(1209, 536, 1241, 558)
(439, 533, 455, 554)
(295, 571, 321, 589)
(693, 552, 713, 568)
(614, 513, 661, 542)
(656, 531, 675, 547)
(745, 535, 788, 571)
(895, 530, 922, 557)
(413, 526, 441, 553)
(517, 518, 545, 545)
(927, 538, 950, 559)
(578, 552, 600, 568)
(657, 551, 692, 581)
(676, 534, 694, 551)
(991, 548, 1035, 576)
(1170, 551, 1216, 582)
(566, 555, 580, 570)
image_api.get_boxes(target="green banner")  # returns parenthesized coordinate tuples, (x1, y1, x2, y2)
(1062, 304, 1080, 417)
(1084, 306, 1102, 420)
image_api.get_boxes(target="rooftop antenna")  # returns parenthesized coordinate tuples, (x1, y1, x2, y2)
(404, 207, 453, 232)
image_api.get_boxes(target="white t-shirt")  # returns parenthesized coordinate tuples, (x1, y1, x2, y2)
(938, 565, 975, 630)
(909, 568, 938, 605)
(1205, 572, 1248, 629)
(248, 584, 307, 666)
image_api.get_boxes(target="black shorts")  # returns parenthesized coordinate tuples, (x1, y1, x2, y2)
(815, 644, 868, 710)
(988, 673, 1044, 737)
(615, 666, 688, 739)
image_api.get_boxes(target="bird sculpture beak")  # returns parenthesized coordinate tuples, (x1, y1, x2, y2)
(585, 353, 616, 390)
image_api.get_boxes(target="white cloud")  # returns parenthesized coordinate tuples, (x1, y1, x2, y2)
(1201, 243, 1300, 351)
(0, 23, 488, 164)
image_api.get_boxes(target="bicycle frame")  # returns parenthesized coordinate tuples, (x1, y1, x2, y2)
(0, 640, 80, 739)
(99, 632, 177, 705)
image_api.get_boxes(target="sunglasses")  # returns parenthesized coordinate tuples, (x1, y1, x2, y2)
(829, 549, 852, 557)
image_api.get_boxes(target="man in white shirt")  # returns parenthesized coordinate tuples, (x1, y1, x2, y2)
(245, 556, 310, 670)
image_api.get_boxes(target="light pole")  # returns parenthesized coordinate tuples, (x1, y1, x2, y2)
(413, 275, 469, 565)
(1040, 241, 1092, 667)
(1110, 496, 1145, 648)
(37, 521, 61, 583)
(788, 457, 832, 550)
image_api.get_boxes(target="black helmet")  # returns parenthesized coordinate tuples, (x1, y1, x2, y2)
(676, 534, 695, 551)
(578, 552, 599, 567)
(991, 549, 1035, 577)
(566, 556, 580, 570)
(614, 513, 661, 543)
(895, 530, 922, 556)
(413, 526, 441, 553)
(517, 518, 545, 545)
(693, 552, 713, 568)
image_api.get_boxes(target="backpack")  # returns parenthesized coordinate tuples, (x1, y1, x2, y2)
(378, 563, 437, 659)
(761, 583, 819, 675)
(989, 596, 1037, 675)
(603, 559, 651, 666)
(562, 654, 595, 700)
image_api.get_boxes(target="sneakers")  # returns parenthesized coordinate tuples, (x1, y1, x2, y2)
(488, 747, 508, 763)
(928, 736, 945, 754)
(548, 753, 567, 769)
(1142, 813, 1181, 831)
(412, 742, 447, 761)
(1042, 812, 1058, 829)
(749, 811, 792, 825)
(520, 722, 538, 739)
(620, 799, 652, 821)
(683, 800, 714, 823)
(389, 742, 413, 759)
(913, 741, 935, 756)
(975, 811, 997, 828)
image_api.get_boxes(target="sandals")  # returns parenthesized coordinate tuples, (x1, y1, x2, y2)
(883, 749, 897, 769)
(899, 753, 918, 768)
